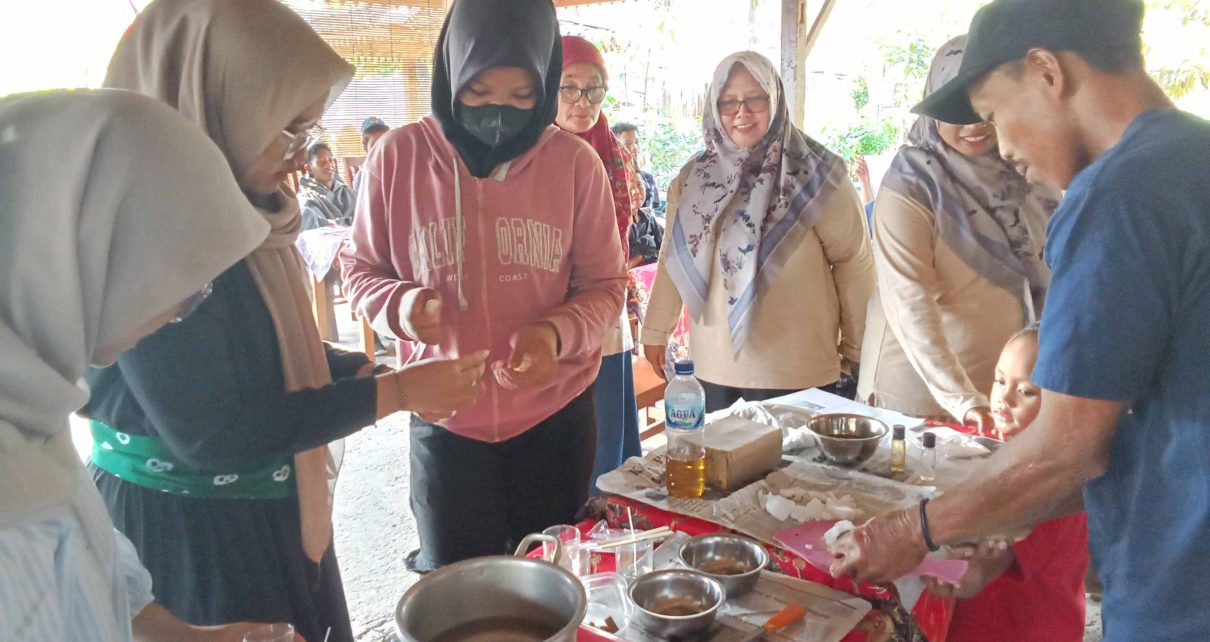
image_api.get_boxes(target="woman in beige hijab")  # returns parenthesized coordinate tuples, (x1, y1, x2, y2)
(86, 1, 487, 639)
(0, 88, 281, 641)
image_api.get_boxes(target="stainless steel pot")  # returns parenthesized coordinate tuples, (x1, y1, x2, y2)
(394, 534, 587, 642)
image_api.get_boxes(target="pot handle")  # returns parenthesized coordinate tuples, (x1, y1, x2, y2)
(514, 533, 562, 562)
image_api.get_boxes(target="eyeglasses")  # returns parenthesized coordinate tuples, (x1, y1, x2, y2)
(558, 85, 608, 105)
(280, 125, 325, 162)
(168, 282, 214, 325)
(716, 96, 771, 117)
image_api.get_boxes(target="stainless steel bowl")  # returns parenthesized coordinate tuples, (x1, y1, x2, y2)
(629, 569, 725, 639)
(678, 535, 768, 598)
(806, 413, 889, 466)
(395, 534, 586, 642)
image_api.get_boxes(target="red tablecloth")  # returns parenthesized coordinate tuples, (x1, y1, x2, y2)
(589, 496, 954, 642)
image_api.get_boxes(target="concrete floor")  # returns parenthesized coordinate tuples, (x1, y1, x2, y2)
(332, 413, 420, 641)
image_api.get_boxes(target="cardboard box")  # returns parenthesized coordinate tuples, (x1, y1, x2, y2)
(704, 415, 783, 491)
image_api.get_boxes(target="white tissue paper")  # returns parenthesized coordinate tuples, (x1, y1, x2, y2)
(823, 520, 855, 550)
(760, 492, 864, 523)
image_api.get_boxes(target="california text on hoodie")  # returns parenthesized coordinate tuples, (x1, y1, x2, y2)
(340, 115, 627, 443)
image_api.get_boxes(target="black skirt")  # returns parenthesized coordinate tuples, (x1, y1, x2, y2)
(407, 388, 597, 571)
(92, 467, 354, 642)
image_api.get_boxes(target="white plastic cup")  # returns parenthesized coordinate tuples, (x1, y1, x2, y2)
(243, 623, 295, 642)
(615, 538, 655, 579)
(542, 524, 584, 575)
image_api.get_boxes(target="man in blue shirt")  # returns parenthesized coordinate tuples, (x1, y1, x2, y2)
(831, 0, 1210, 638)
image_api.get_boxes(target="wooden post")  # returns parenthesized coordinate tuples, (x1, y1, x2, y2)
(803, 0, 839, 63)
(780, 0, 807, 126)
(781, 0, 838, 127)
(359, 315, 377, 358)
(311, 272, 332, 341)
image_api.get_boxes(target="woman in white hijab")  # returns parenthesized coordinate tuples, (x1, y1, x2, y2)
(856, 36, 1059, 432)
(86, 0, 487, 639)
(641, 51, 873, 411)
(0, 89, 277, 641)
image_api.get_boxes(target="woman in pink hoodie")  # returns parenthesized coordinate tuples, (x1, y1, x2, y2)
(340, 0, 626, 572)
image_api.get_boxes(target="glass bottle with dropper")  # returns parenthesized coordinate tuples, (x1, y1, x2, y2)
(920, 431, 937, 484)
(890, 425, 907, 478)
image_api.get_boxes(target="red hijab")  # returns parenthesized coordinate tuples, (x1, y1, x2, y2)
(557, 35, 637, 258)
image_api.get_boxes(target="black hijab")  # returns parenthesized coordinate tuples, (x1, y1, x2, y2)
(432, 0, 562, 178)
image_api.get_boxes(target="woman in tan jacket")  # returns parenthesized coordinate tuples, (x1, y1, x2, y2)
(856, 36, 1060, 432)
(641, 51, 873, 412)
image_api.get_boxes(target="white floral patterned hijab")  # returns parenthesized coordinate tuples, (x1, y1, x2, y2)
(666, 51, 846, 356)
(881, 36, 1060, 320)
(0, 89, 266, 540)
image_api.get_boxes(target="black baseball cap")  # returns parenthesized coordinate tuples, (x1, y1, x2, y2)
(913, 0, 1145, 124)
(360, 116, 389, 135)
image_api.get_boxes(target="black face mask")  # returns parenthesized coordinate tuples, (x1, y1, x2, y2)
(455, 103, 533, 148)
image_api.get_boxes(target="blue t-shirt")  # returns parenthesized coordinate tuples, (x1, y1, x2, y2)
(1032, 109, 1210, 641)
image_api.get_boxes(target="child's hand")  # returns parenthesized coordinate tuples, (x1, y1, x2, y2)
(963, 406, 998, 438)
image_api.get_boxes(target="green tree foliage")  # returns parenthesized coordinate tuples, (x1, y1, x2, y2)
(1145, 0, 1210, 100)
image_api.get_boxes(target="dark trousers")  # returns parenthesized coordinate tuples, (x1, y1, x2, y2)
(590, 352, 641, 494)
(699, 378, 853, 413)
(408, 389, 596, 571)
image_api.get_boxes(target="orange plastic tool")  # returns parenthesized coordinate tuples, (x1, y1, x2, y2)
(736, 604, 808, 641)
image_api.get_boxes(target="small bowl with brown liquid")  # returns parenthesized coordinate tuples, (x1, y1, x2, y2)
(805, 413, 889, 467)
(629, 569, 725, 638)
(678, 534, 769, 597)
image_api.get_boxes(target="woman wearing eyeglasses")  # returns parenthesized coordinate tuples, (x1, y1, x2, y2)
(81, 1, 488, 640)
(552, 35, 644, 494)
(640, 52, 874, 412)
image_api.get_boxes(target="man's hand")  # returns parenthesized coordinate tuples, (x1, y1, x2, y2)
(400, 288, 447, 345)
(495, 323, 559, 390)
(829, 507, 929, 584)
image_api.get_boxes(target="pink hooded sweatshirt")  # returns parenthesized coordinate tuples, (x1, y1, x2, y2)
(341, 116, 626, 442)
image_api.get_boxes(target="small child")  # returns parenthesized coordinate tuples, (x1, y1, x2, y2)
(938, 326, 1090, 642)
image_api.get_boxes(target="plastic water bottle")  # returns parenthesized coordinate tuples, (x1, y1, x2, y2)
(662, 345, 677, 381)
(664, 360, 706, 498)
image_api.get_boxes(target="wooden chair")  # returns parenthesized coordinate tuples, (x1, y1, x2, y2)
(344, 156, 366, 186)
(307, 257, 379, 358)
(633, 354, 667, 441)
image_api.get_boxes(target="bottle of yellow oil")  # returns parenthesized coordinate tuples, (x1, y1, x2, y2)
(890, 424, 907, 479)
(664, 360, 706, 498)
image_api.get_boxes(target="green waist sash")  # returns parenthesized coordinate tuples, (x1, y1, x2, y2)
(90, 419, 295, 500)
